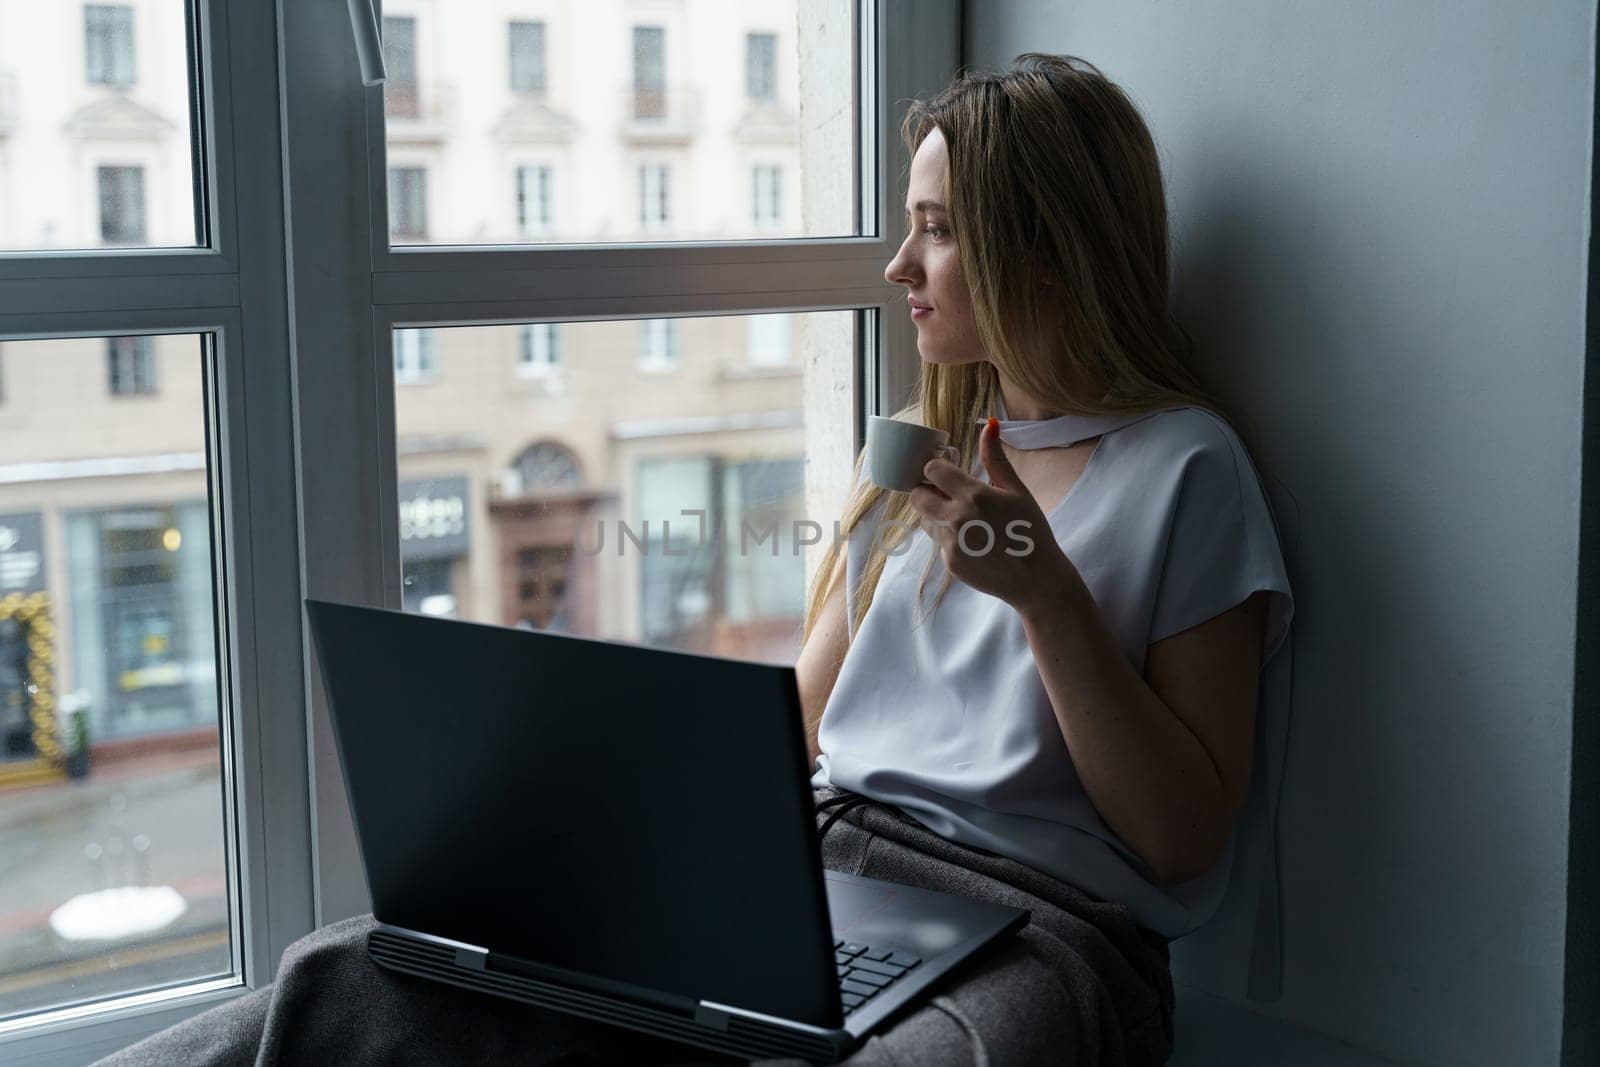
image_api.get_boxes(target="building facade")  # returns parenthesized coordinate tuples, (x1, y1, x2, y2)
(0, 0, 859, 780)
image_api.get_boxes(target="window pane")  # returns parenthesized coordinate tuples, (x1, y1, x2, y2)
(508, 21, 547, 95)
(0, 1, 201, 250)
(391, 311, 856, 665)
(0, 334, 232, 1022)
(382, 0, 858, 246)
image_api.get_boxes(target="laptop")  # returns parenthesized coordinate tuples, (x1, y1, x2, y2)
(304, 599, 1028, 1063)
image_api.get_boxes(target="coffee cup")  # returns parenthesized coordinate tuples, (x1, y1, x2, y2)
(865, 415, 960, 491)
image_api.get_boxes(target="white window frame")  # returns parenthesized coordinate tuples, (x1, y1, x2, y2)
(638, 161, 670, 234)
(0, 0, 314, 1059)
(636, 317, 680, 373)
(752, 163, 783, 229)
(515, 164, 554, 238)
(746, 312, 793, 367)
(392, 327, 435, 383)
(518, 322, 561, 378)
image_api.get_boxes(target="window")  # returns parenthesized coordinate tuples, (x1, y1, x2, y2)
(106, 336, 157, 395)
(394, 329, 436, 383)
(388, 167, 428, 240)
(632, 26, 665, 119)
(382, 16, 419, 119)
(0, 335, 238, 1030)
(752, 165, 782, 228)
(98, 165, 147, 245)
(515, 165, 554, 237)
(284, 0, 949, 1046)
(6, 6, 198, 252)
(509, 21, 547, 95)
(85, 5, 135, 88)
(4, 0, 952, 1055)
(637, 318, 680, 372)
(377, 3, 860, 244)
(638, 163, 670, 233)
(746, 314, 792, 367)
(519, 323, 561, 377)
(746, 32, 777, 102)
(722, 457, 806, 623)
(512, 441, 583, 491)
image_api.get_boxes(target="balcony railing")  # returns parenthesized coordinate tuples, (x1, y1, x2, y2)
(384, 81, 456, 141)
(618, 86, 701, 144)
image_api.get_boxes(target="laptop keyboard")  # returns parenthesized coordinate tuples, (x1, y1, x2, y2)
(833, 940, 922, 1015)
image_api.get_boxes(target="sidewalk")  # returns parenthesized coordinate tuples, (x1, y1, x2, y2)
(0, 747, 232, 1020)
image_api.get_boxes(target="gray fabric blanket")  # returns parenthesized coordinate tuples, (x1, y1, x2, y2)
(99, 787, 1173, 1066)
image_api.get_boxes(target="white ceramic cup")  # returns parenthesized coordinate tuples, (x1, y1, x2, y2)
(865, 415, 960, 491)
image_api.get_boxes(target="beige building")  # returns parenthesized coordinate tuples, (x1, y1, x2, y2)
(0, 0, 857, 778)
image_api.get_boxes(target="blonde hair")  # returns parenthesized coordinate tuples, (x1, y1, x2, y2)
(802, 53, 1245, 705)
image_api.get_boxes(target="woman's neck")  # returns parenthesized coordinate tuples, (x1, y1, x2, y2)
(996, 374, 1062, 422)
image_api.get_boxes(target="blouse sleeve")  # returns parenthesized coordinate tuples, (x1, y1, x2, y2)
(1147, 417, 1295, 664)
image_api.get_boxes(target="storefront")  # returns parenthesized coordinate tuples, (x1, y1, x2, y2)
(0, 511, 53, 773)
(65, 502, 217, 744)
(399, 476, 469, 616)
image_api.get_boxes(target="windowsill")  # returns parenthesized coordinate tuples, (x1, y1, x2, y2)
(636, 362, 679, 375)
(717, 363, 799, 381)
(516, 368, 565, 393)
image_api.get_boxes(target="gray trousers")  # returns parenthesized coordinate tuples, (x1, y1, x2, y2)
(99, 788, 1174, 1066)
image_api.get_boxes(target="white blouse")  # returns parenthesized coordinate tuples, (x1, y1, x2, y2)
(812, 397, 1296, 992)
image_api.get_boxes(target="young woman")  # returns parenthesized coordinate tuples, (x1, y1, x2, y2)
(106, 53, 1293, 1067)
(797, 52, 1295, 1064)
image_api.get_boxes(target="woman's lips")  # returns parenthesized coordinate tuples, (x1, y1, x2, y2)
(911, 306, 932, 320)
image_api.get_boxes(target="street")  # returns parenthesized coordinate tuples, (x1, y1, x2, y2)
(0, 748, 231, 1021)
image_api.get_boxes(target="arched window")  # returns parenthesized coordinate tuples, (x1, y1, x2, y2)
(511, 440, 583, 491)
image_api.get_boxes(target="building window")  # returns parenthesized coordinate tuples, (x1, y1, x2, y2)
(745, 313, 791, 367)
(638, 163, 670, 233)
(85, 5, 135, 88)
(394, 329, 436, 384)
(389, 166, 428, 240)
(745, 32, 776, 102)
(722, 457, 806, 623)
(752, 165, 782, 228)
(632, 25, 665, 119)
(515, 165, 554, 237)
(106, 336, 157, 396)
(508, 21, 547, 95)
(512, 441, 583, 491)
(98, 165, 147, 245)
(382, 15, 419, 118)
(519, 323, 561, 376)
(638, 318, 680, 373)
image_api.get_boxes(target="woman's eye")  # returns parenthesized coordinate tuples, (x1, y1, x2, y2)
(923, 225, 948, 240)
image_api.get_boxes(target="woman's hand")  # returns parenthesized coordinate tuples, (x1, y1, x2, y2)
(907, 417, 1080, 612)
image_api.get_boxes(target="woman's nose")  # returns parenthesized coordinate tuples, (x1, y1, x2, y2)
(884, 237, 917, 287)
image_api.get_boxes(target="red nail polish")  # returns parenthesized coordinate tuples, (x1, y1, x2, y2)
(986, 417, 999, 434)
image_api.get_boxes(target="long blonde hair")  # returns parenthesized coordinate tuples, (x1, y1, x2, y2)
(802, 53, 1243, 664)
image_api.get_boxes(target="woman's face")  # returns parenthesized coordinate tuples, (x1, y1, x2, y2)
(884, 127, 984, 366)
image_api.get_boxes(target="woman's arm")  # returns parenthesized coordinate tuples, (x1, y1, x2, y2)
(794, 549, 850, 774)
(1018, 571, 1268, 887)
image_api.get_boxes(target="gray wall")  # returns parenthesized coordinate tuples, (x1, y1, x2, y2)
(964, 2, 1592, 1064)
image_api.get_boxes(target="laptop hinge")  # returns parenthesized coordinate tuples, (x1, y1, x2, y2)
(453, 945, 489, 971)
(693, 1001, 731, 1032)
